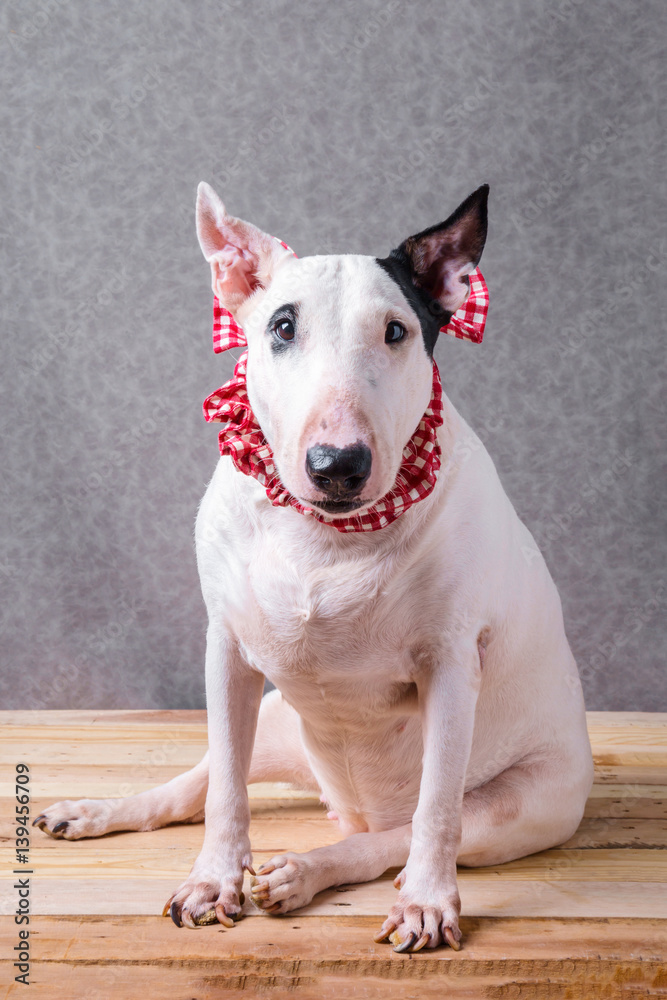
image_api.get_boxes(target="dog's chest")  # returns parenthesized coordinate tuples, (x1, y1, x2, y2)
(239, 533, 424, 689)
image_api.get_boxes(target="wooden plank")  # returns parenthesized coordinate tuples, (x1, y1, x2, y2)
(4, 782, 667, 823)
(586, 711, 667, 727)
(3, 965, 666, 1000)
(6, 808, 665, 853)
(0, 742, 207, 767)
(1, 708, 665, 727)
(3, 712, 666, 768)
(0, 769, 322, 799)
(3, 765, 666, 798)
(0, 722, 209, 740)
(583, 784, 667, 819)
(0, 768, 192, 799)
(1, 846, 663, 883)
(2, 710, 666, 997)
(2, 915, 666, 1000)
(3, 873, 665, 919)
(592, 766, 667, 785)
(1, 798, 328, 832)
(5, 767, 667, 799)
(4, 913, 664, 964)
(586, 715, 667, 784)
(0, 709, 207, 727)
(561, 816, 667, 848)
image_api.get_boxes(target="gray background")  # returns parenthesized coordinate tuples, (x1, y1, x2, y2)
(1, 0, 665, 711)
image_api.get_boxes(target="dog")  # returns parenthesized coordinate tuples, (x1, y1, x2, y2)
(34, 181, 594, 953)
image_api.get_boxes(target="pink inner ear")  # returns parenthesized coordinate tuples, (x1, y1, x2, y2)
(417, 250, 470, 313)
(440, 266, 470, 313)
(213, 245, 261, 300)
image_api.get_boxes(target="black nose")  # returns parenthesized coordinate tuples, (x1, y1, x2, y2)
(306, 443, 372, 496)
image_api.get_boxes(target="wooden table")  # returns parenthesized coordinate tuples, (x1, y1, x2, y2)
(2, 710, 666, 998)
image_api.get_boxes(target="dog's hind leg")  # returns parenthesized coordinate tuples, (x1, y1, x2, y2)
(33, 689, 317, 840)
(32, 751, 213, 840)
(247, 689, 319, 789)
(249, 823, 413, 914)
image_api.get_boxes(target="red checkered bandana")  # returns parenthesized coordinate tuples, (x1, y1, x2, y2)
(203, 240, 488, 532)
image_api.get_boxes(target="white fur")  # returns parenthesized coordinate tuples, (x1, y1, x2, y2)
(35, 184, 594, 952)
(241, 252, 433, 505)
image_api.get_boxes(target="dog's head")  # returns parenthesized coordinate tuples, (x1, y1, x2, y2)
(196, 183, 488, 517)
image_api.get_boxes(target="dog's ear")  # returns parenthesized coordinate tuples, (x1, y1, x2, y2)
(196, 181, 291, 314)
(392, 184, 488, 314)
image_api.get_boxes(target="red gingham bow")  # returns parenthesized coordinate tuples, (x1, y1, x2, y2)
(203, 239, 488, 532)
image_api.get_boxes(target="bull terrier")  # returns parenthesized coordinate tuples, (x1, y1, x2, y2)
(34, 181, 594, 953)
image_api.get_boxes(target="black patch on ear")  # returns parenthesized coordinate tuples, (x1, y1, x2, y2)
(375, 253, 456, 357)
(376, 184, 488, 357)
(407, 184, 489, 281)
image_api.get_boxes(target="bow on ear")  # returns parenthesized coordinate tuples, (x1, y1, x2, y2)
(377, 184, 489, 354)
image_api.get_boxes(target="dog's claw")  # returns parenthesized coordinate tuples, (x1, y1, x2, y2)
(412, 932, 430, 952)
(52, 821, 69, 834)
(393, 931, 417, 953)
(181, 909, 197, 929)
(243, 863, 256, 876)
(444, 926, 461, 951)
(162, 898, 173, 918)
(373, 920, 397, 943)
(214, 904, 234, 928)
(169, 901, 182, 927)
(32, 814, 46, 827)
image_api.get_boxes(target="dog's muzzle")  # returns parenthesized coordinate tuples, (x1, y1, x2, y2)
(306, 443, 372, 508)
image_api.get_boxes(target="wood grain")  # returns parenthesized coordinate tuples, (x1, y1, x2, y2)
(1, 710, 666, 998)
(2, 915, 666, 999)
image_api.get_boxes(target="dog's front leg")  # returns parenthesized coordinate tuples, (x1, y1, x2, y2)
(376, 642, 480, 953)
(165, 628, 264, 929)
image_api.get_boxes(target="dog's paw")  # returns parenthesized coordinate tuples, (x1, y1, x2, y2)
(249, 852, 318, 914)
(32, 799, 115, 839)
(162, 842, 255, 927)
(164, 864, 247, 929)
(373, 882, 462, 953)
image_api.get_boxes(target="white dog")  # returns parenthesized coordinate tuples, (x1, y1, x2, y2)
(34, 182, 594, 953)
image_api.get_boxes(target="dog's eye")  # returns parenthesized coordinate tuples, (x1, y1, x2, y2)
(273, 318, 295, 342)
(385, 321, 406, 344)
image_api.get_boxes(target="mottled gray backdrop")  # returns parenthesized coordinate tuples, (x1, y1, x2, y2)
(1, 0, 665, 711)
